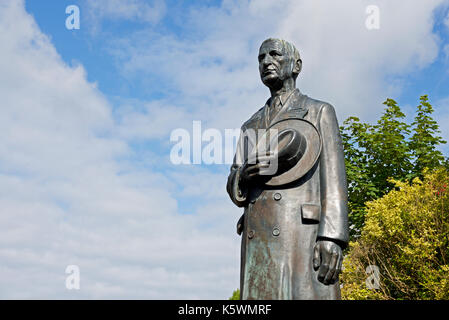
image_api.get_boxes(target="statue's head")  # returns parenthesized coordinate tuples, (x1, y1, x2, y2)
(258, 38, 302, 89)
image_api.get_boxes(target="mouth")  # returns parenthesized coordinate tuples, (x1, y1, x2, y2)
(262, 68, 276, 76)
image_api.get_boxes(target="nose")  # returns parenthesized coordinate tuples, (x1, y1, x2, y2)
(262, 55, 272, 66)
(261, 55, 273, 69)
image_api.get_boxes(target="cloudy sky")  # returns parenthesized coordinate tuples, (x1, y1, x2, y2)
(0, 0, 448, 299)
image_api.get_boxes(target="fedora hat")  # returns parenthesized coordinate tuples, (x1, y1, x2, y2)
(249, 117, 322, 186)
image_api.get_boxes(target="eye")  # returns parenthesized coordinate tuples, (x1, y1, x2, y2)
(270, 50, 282, 57)
(258, 54, 265, 62)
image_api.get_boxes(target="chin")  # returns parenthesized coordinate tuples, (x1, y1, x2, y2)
(262, 75, 279, 87)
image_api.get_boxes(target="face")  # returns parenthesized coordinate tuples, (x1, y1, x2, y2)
(258, 40, 294, 88)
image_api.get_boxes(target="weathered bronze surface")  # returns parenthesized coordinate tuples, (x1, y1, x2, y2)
(226, 38, 349, 300)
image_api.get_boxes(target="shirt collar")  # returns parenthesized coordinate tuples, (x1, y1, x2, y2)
(267, 88, 299, 107)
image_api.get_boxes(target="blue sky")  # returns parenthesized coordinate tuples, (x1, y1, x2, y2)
(25, 1, 449, 102)
(25, 0, 449, 153)
(0, 0, 448, 299)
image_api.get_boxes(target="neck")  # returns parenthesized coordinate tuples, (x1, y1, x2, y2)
(269, 78, 296, 98)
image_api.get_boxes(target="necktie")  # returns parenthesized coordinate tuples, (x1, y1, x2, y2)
(269, 96, 281, 123)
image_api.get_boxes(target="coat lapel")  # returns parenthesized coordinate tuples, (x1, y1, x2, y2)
(268, 89, 308, 126)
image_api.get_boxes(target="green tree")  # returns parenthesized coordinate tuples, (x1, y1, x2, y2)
(340, 96, 447, 238)
(409, 95, 447, 179)
(369, 98, 412, 192)
(341, 169, 449, 300)
(229, 289, 240, 300)
(341, 116, 376, 237)
(341, 98, 412, 237)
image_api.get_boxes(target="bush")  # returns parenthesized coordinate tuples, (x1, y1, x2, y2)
(341, 169, 449, 300)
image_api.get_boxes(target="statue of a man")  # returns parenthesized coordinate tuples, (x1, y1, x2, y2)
(227, 38, 349, 300)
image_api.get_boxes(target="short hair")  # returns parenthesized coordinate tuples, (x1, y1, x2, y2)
(260, 38, 302, 78)
(260, 38, 301, 63)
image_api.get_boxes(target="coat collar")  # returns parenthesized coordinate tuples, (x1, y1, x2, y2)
(243, 89, 309, 131)
(265, 89, 308, 127)
(266, 88, 297, 109)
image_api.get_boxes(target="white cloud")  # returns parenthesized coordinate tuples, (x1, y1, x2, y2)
(0, 0, 240, 299)
(109, 0, 446, 132)
(88, 0, 165, 22)
(1, 0, 448, 299)
(84, 0, 166, 34)
(115, 100, 194, 141)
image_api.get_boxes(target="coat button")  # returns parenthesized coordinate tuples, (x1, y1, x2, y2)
(272, 228, 280, 236)
(273, 193, 282, 201)
(248, 230, 255, 239)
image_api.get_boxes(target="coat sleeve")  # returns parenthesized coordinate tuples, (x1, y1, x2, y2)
(317, 103, 349, 247)
(226, 128, 248, 208)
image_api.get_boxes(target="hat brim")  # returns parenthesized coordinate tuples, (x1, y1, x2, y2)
(253, 118, 322, 186)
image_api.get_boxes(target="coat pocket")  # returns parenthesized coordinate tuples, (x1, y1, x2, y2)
(301, 204, 321, 223)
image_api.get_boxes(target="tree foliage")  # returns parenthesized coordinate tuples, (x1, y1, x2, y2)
(229, 289, 240, 300)
(341, 95, 447, 238)
(341, 169, 449, 300)
(409, 95, 447, 178)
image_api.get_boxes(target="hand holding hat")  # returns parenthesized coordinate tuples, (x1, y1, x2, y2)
(240, 117, 321, 187)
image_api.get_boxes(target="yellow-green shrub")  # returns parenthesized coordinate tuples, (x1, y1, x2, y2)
(341, 169, 449, 299)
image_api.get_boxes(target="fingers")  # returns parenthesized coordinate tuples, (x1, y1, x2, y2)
(246, 163, 271, 179)
(317, 243, 332, 284)
(255, 154, 277, 164)
(242, 151, 278, 181)
(246, 162, 270, 173)
(331, 253, 343, 284)
(240, 163, 264, 182)
(312, 243, 321, 270)
(315, 241, 343, 285)
(317, 261, 330, 284)
(247, 152, 276, 165)
(323, 248, 339, 285)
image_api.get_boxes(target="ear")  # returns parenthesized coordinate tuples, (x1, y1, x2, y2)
(293, 58, 302, 76)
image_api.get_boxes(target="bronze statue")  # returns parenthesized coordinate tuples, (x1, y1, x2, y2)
(227, 38, 349, 299)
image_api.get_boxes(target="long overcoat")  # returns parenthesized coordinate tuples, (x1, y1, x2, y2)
(227, 89, 349, 300)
